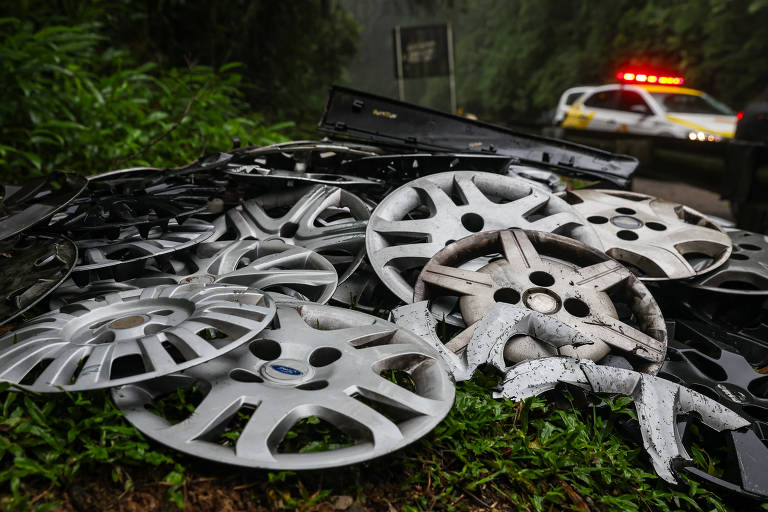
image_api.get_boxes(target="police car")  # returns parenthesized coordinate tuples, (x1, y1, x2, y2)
(555, 72, 737, 141)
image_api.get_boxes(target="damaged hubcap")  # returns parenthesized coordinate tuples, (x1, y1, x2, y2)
(414, 228, 667, 373)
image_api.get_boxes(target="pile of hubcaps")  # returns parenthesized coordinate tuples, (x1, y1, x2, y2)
(367, 171, 602, 303)
(2, 138, 768, 496)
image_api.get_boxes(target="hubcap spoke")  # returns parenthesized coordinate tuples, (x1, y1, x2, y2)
(581, 315, 665, 362)
(420, 263, 495, 296)
(500, 229, 542, 269)
(234, 397, 298, 461)
(575, 261, 630, 291)
(162, 387, 245, 443)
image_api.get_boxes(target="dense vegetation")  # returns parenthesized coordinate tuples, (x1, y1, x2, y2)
(0, 1, 358, 183)
(5, 0, 767, 182)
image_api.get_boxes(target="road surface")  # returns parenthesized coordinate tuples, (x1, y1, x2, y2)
(631, 176, 733, 223)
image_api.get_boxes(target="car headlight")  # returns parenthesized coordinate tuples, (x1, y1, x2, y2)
(688, 131, 722, 142)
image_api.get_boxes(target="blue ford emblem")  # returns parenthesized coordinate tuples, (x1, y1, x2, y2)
(271, 364, 302, 376)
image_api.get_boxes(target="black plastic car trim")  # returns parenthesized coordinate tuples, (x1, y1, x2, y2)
(318, 85, 638, 188)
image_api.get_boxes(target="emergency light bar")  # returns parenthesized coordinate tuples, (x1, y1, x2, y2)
(616, 72, 684, 85)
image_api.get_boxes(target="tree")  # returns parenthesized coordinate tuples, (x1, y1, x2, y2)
(383, 0, 768, 123)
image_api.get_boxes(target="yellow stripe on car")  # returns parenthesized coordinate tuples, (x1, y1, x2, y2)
(561, 104, 594, 129)
(664, 114, 735, 138)
(639, 85, 704, 96)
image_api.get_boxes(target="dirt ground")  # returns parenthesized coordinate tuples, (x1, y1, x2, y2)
(631, 176, 734, 222)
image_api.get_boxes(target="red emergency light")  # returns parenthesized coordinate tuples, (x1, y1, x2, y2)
(616, 71, 684, 86)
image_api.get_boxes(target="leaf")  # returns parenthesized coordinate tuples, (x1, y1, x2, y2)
(266, 121, 295, 132)
(41, 120, 87, 131)
(218, 62, 243, 73)
(142, 111, 170, 125)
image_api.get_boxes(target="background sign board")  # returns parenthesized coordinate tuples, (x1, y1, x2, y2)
(395, 24, 450, 78)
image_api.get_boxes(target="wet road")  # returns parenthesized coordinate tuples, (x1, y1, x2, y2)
(631, 176, 733, 223)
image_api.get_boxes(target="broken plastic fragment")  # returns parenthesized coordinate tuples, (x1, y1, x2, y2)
(498, 357, 750, 484)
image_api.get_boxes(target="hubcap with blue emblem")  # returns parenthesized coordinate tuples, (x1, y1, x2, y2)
(261, 359, 311, 382)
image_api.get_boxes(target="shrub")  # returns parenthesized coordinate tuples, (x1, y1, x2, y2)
(0, 18, 290, 183)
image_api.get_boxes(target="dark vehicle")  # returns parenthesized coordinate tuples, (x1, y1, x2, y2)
(735, 89, 768, 142)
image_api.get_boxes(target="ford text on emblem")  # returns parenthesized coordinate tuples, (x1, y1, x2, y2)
(271, 364, 302, 376)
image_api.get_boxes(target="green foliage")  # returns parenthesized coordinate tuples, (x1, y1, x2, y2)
(163, 464, 188, 510)
(129, 1, 359, 128)
(0, 383, 177, 511)
(0, 17, 290, 183)
(19, 0, 361, 131)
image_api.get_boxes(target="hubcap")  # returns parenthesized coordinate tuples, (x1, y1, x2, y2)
(566, 189, 732, 280)
(366, 171, 602, 303)
(210, 185, 370, 283)
(112, 303, 455, 470)
(50, 240, 339, 308)
(414, 229, 667, 374)
(0, 284, 276, 392)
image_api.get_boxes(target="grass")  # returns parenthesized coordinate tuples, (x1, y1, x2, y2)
(0, 383, 179, 511)
(0, 366, 763, 511)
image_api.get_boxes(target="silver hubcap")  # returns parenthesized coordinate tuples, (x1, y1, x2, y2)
(0, 284, 276, 392)
(565, 189, 732, 280)
(74, 218, 215, 273)
(414, 229, 667, 373)
(113, 303, 454, 470)
(50, 240, 338, 307)
(366, 171, 602, 303)
(210, 185, 369, 283)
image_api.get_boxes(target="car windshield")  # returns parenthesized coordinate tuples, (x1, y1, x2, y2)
(565, 91, 585, 105)
(649, 92, 733, 115)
